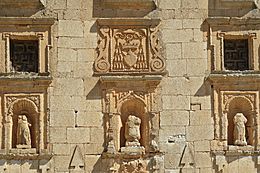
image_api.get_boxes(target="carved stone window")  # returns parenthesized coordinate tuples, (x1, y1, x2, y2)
(10, 40, 39, 73)
(94, 19, 165, 75)
(1, 18, 54, 74)
(206, 18, 258, 72)
(224, 39, 249, 71)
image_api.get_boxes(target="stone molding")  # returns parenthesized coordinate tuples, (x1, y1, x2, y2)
(217, 0, 255, 8)
(100, 0, 156, 10)
(94, 19, 165, 75)
(0, 0, 46, 8)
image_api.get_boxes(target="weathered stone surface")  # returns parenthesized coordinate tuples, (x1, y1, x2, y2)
(0, 0, 259, 172)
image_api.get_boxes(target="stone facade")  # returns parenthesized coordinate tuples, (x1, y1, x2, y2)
(0, 0, 260, 173)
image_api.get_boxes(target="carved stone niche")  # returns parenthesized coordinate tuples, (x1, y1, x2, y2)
(101, 76, 161, 159)
(94, 19, 165, 75)
(211, 89, 259, 151)
(2, 93, 49, 158)
(100, 0, 156, 10)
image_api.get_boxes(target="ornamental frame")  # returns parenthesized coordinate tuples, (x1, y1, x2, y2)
(206, 18, 260, 72)
(216, 32, 257, 71)
(0, 18, 54, 74)
(3, 33, 46, 73)
(94, 19, 165, 75)
(3, 93, 46, 154)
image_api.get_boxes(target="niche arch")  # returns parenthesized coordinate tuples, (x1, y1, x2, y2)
(223, 95, 256, 146)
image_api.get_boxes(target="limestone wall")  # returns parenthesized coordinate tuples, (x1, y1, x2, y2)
(0, 0, 259, 173)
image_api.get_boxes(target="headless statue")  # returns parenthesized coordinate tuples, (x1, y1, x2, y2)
(125, 115, 141, 147)
(233, 113, 247, 146)
(17, 115, 31, 148)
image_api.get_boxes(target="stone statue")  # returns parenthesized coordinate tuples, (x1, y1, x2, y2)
(125, 115, 141, 147)
(17, 115, 31, 148)
(233, 113, 247, 146)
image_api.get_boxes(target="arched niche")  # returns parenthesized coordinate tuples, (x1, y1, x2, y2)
(9, 99, 39, 149)
(119, 98, 149, 151)
(224, 96, 255, 145)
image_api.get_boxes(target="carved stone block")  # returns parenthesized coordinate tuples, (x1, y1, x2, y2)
(94, 19, 165, 75)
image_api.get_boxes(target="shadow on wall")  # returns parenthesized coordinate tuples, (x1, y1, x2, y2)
(194, 79, 211, 97)
(208, 0, 257, 17)
(92, 0, 156, 18)
(0, 1, 46, 17)
(86, 80, 101, 100)
(92, 156, 110, 173)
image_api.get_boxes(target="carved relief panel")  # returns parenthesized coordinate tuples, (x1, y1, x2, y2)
(94, 19, 165, 75)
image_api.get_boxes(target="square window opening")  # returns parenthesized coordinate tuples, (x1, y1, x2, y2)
(224, 39, 249, 71)
(10, 40, 39, 73)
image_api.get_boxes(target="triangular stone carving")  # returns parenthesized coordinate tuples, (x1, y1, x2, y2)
(69, 145, 85, 171)
(180, 143, 195, 168)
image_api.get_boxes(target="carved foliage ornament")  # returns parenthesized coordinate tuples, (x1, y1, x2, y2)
(94, 19, 165, 74)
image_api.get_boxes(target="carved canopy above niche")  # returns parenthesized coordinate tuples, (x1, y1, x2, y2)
(94, 19, 165, 75)
(0, 0, 46, 8)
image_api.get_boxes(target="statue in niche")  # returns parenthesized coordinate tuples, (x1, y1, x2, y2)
(233, 113, 247, 146)
(17, 115, 31, 148)
(125, 115, 141, 147)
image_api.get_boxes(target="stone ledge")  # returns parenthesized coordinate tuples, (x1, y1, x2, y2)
(0, 17, 55, 26)
(0, 73, 52, 87)
(100, 0, 156, 10)
(206, 17, 260, 25)
(0, 149, 53, 160)
(97, 18, 160, 27)
(218, 0, 255, 8)
(0, 0, 46, 8)
(100, 75, 162, 83)
(207, 71, 260, 84)
(213, 149, 260, 156)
